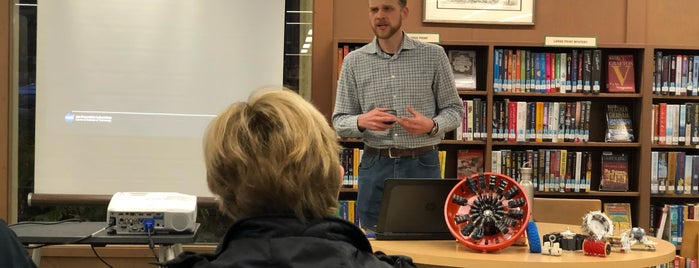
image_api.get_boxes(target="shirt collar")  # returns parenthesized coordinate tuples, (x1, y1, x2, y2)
(361, 32, 418, 55)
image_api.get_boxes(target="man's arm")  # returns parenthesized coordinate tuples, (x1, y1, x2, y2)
(332, 58, 364, 138)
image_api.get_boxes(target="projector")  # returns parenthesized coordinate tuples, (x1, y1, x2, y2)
(107, 192, 197, 235)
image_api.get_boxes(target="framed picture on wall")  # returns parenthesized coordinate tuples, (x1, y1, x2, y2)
(423, 0, 535, 25)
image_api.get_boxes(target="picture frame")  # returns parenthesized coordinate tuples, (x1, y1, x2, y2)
(423, 0, 535, 25)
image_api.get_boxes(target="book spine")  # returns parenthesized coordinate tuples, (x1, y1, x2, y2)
(651, 151, 659, 194)
(592, 49, 602, 93)
(672, 104, 680, 145)
(693, 155, 699, 195)
(492, 150, 502, 174)
(536, 102, 544, 142)
(671, 55, 677, 95)
(543, 102, 552, 142)
(527, 102, 536, 141)
(687, 103, 694, 145)
(494, 49, 502, 92)
(668, 151, 677, 194)
(682, 55, 689, 95)
(473, 98, 482, 140)
(466, 99, 474, 141)
(508, 100, 517, 142)
(661, 55, 670, 94)
(677, 151, 686, 194)
(585, 151, 592, 192)
(456, 100, 468, 141)
(516, 101, 527, 142)
(694, 55, 699, 96)
(685, 153, 692, 195)
(571, 49, 579, 92)
(654, 50, 662, 94)
(658, 151, 668, 193)
(583, 50, 592, 93)
(680, 104, 687, 145)
(574, 151, 582, 192)
(545, 52, 553, 93)
(659, 103, 667, 144)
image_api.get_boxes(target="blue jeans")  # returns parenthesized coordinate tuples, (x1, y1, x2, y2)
(357, 150, 441, 231)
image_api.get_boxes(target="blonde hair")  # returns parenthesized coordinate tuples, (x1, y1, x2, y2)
(204, 88, 342, 221)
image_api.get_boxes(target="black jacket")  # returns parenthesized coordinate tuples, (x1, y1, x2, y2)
(0, 219, 37, 268)
(164, 215, 415, 268)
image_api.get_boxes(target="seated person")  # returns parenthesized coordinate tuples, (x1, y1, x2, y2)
(164, 88, 415, 267)
(0, 219, 37, 268)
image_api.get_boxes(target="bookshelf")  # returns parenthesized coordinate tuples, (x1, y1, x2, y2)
(335, 40, 648, 228)
(647, 48, 699, 246)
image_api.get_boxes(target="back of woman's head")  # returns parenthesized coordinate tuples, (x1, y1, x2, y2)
(204, 88, 341, 221)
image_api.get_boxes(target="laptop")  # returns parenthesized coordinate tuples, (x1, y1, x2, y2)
(375, 178, 459, 240)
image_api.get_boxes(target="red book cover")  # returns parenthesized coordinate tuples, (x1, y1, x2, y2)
(607, 54, 636, 93)
(508, 101, 517, 142)
(659, 103, 667, 145)
(545, 52, 552, 92)
(599, 151, 630, 192)
(457, 149, 484, 180)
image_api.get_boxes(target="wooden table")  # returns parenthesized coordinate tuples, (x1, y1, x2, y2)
(370, 222, 675, 268)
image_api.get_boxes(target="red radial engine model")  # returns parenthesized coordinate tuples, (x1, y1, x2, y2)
(444, 172, 531, 253)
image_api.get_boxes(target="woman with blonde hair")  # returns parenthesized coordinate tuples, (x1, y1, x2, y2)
(165, 89, 415, 267)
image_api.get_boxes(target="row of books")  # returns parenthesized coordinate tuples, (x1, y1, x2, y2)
(454, 98, 487, 141)
(651, 103, 699, 145)
(650, 151, 699, 195)
(652, 256, 699, 268)
(488, 149, 599, 193)
(337, 200, 359, 226)
(340, 148, 449, 188)
(492, 48, 636, 94)
(650, 203, 699, 246)
(652, 52, 699, 96)
(490, 100, 593, 143)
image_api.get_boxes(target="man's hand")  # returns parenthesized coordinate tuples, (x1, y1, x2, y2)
(357, 108, 398, 131)
(397, 106, 434, 135)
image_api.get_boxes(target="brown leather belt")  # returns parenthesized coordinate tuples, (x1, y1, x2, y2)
(364, 145, 438, 158)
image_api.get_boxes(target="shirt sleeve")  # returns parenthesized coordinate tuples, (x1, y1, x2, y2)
(432, 48, 465, 136)
(332, 55, 364, 138)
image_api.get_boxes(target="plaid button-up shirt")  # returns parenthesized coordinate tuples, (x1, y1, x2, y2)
(332, 33, 464, 149)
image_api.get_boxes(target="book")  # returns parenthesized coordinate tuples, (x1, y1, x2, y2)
(656, 204, 670, 240)
(456, 149, 484, 180)
(604, 202, 632, 235)
(607, 54, 636, 93)
(448, 50, 477, 90)
(599, 151, 630, 192)
(605, 104, 635, 142)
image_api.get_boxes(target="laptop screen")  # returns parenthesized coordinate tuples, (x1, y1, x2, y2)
(375, 178, 459, 240)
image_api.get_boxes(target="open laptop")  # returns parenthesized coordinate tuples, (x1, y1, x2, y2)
(375, 178, 459, 240)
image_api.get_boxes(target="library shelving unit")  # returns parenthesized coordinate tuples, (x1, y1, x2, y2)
(333, 39, 699, 237)
(647, 47, 699, 247)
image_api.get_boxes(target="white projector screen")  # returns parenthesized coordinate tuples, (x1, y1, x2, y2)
(34, 0, 285, 197)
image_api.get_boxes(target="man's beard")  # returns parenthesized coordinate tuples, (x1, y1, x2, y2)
(373, 19, 402, 39)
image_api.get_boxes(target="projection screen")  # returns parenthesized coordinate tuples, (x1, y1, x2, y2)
(34, 0, 284, 197)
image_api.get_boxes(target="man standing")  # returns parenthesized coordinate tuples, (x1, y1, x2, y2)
(332, 0, 464, 232)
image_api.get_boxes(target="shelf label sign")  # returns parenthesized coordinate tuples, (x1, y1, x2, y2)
(407, 32, 440, 44)
(544, 36, 597, 48)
